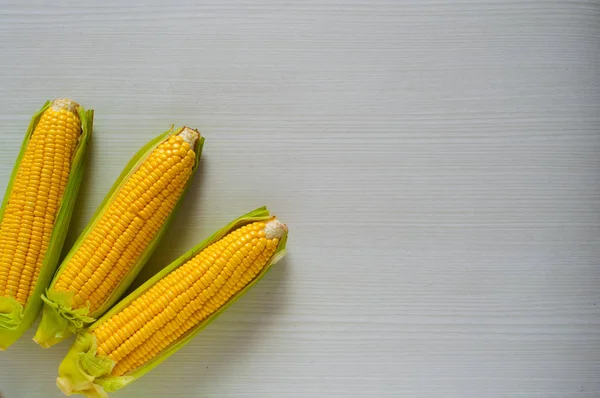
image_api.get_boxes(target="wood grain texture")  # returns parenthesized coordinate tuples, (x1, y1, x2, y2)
(0, 0, 599, 397)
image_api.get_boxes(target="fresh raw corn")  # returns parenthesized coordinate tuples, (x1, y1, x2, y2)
(56, 207, 288, 398)
(34, 127, 204, 348)
(51, 129, 200, 312)
(0, 99, 92, 350)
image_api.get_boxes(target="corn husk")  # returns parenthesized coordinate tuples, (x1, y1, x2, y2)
(34, 127, 204, 348)
(56, 207, 288, 397)
(0, 100, 93, 350)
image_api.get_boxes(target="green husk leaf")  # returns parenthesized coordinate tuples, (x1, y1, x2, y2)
(36, 127, 204, 348)
(0, 297, 23, 331)
(34, 291, 96, 348)
(58, 207, 288, 396)
(56, 333, 111, 398)
(0, 101, 93, 350)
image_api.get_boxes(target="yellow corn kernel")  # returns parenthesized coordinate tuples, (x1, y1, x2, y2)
(0, 100, 81, 306)
(91, 218, 286, 376)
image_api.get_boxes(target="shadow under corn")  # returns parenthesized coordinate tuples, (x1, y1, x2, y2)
(112, 257, 291, 398)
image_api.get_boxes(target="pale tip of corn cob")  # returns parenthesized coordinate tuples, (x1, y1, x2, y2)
(179, 127, 200, 148)
(52, 98, 79, 113)
(265, 218, 287, 239)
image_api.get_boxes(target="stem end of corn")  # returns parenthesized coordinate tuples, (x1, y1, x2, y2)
(57, 332, 113, 397)
(56, 376, 109, 398)
(33, 301, 77, 348)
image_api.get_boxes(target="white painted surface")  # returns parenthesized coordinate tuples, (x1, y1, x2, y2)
(0, 1, 599, 397)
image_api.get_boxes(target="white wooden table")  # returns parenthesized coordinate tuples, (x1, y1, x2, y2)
(0, 1, 599, 397)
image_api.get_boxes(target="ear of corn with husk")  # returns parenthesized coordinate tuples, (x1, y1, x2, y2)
(34, 126, 204, 348)
(0, 99, 93, 350)
(56, 207, 288, 398)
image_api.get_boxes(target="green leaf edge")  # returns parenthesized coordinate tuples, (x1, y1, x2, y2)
(57, 207, 288, 395)
(0, 101, 93, 350)
(36, 127, 205, 347)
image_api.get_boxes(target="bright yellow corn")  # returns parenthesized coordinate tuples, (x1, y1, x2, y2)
(0, 99, 92, 350)
(34, 127, 203, 347)
(94, 218, 285, 376)
(53, 129, 198, 312)
(0, 100, 81, 305)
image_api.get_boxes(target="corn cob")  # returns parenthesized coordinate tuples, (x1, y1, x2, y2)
(34, 127, 204, 348)
(56, 207, 288, 398)
(0, 99, 92, 350)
